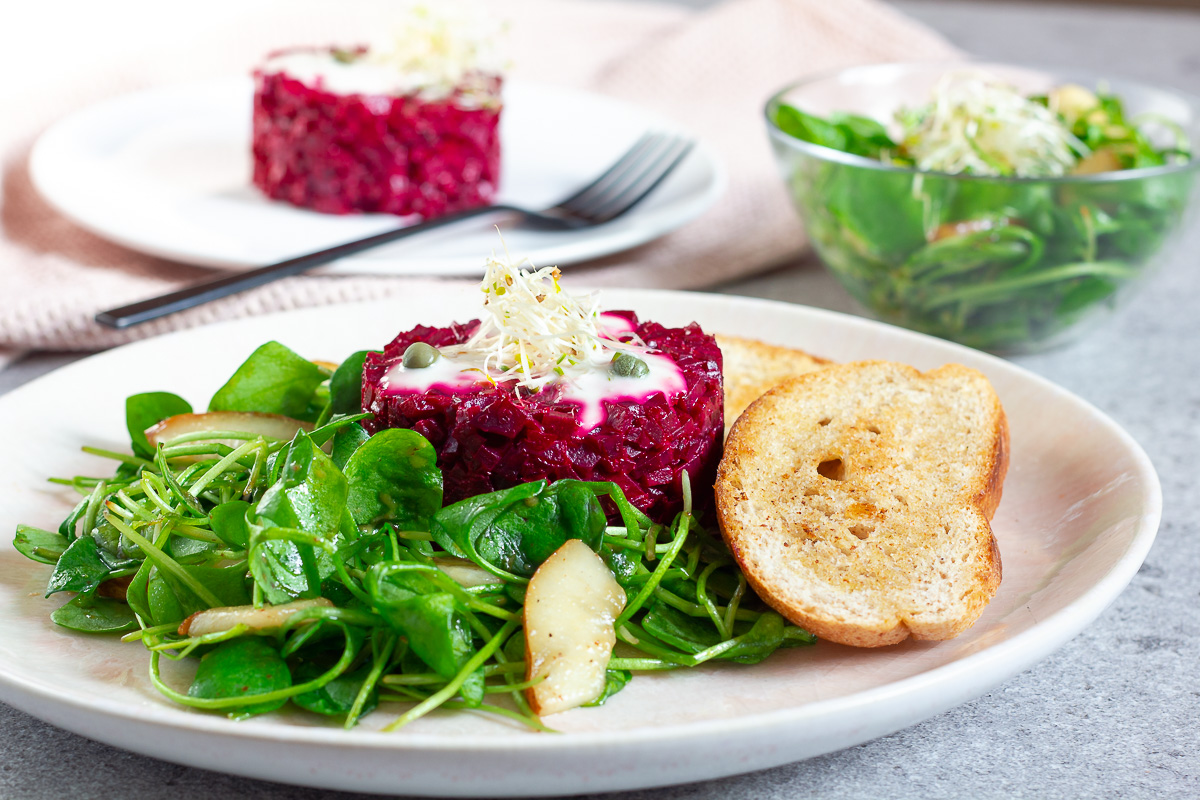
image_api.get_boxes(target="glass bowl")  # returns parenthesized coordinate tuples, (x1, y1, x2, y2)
(765, 62, 1200, 353)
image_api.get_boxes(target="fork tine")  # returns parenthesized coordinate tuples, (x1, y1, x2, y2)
(551, 133, 662, 211)
(560, 134, 672, 218)
(566, 136, 694, 223)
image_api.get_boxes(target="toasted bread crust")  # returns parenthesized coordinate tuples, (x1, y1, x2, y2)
(716, 334, 830, 432)
(715, 361, 1007, 647)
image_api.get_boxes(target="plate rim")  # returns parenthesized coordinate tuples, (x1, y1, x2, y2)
(26, 77, 727, 274)
(0, 290, 1162, 790)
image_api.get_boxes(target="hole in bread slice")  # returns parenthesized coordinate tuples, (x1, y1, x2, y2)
(817, 458, 846, 481)
(848, 523, 873, 540)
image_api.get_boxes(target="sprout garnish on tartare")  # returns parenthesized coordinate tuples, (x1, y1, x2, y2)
(445, 253, 655, 393)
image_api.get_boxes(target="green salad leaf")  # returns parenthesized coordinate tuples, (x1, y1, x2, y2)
(126, 392, 192, 459)
(45, 537, 113, 597)
(774, 104, 898, 159)
(343, 428, 442, 530)
(51, 596, 139, 634)
(256, 432, 347, 539)
(430, 479, 607, 580)
(188, 638, 292, 719)
(293, 663, 378, 717)
(14, 524, 69, 565)
(328, 350, 372, 416)
(209, 341, 328, 421)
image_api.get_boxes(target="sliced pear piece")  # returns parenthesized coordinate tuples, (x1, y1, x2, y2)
(179, 597, 333, 637)
(145, 411, 314, 452)
(432, 556, 505, 588)
(524, 539, 626, 717)
(1071, 147, 1123, 175)
(1048, 83, 1099, 124)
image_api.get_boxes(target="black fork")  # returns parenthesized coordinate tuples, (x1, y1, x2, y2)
(95, 133, 695, 329)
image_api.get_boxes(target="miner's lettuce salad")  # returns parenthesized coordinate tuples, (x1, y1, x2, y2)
(13, 341, 813, 730)
(769, 71, 1197, 351)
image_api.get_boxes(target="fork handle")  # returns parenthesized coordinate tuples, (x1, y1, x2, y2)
(94, 204, 522, 329)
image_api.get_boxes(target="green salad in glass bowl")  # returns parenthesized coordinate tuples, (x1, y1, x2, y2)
(766, 63, 1200, 352)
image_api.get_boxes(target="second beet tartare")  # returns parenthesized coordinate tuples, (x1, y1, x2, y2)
(252, 4, 503, 218)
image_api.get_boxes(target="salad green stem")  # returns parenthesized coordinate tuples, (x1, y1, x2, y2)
(723, 574, 748, 636)
(346, 630, 396, 728)
(82, 447, 154, 469)
(696, 559, 731, 638)
(382, 619, 519, 732)
(616, 510, 691, 629)
(921, 260, 1135, 309)
(109, 516, 224, 609)
(189, 439, 264, 497)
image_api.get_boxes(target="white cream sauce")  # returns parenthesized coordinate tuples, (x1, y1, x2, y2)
(597, 314, 637, 337)
(381, 354, 489, 394)
(258, 2, 503, 100)
(381, 340, 686, 431)
(260, 52, 428, 97)
(559, 351, 686, 429)
(258, 52, 501, 103)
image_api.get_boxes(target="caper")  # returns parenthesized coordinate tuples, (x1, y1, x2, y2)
(402, 342, 441, 369)
(611, 352, 650, 378)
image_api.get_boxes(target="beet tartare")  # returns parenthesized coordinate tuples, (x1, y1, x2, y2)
(251, 7, 503, 218)
(361, 259, 724, 523)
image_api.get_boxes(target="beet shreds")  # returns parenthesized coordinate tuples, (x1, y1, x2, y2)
(361, 313, 724, 524)
(252, 62, 501, 218)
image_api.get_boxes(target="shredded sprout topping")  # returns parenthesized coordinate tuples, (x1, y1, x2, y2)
(900, 72, 1089, 177)
(444, 252, 647, 392)
(366, 0, 505, 95)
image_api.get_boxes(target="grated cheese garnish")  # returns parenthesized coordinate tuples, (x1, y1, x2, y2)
(899, 72, 1089, 177)
(441, 251, 650, 392)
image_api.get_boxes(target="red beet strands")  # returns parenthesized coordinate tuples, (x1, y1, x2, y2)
(252, 65, 502, 218)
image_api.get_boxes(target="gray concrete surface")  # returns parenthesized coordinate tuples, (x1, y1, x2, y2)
(2, 1, 1199, 798)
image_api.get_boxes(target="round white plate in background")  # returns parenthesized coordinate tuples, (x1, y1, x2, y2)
(28, 79, 725, 275)
(0, 290, 1160, 796)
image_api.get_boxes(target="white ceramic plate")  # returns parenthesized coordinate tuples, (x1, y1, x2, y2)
(0, 289, 1160, 796)
(28, 79, 724, 275)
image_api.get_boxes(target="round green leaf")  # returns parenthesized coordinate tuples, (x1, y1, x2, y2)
(188, 638, 292, 718)
(51, 596, 137, 634)
(292, 663, 378, 717)
(344, 428, 442, 530)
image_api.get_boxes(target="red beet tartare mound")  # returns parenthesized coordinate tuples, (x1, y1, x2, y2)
(361, 313, 724, 524)
(252, 52, 501, 218)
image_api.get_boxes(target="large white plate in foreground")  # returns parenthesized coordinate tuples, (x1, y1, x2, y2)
(29, 79, 724, 275)
(0, 290, 1160, 796)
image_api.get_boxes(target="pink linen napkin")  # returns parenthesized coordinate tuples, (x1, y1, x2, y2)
(0, 0, 956, 353)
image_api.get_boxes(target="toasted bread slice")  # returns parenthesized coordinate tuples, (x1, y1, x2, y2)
(717, 335, 830, 433)
(715, 361, 1007, 647)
